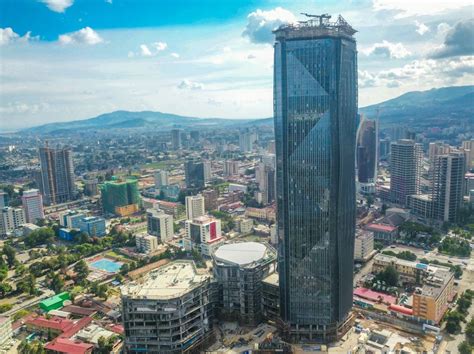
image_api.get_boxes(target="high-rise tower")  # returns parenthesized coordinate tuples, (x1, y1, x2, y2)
(38, 144, 76, 205)
(274, 14, 357, 342)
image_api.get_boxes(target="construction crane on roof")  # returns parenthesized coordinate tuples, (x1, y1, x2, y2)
(300, 13, 332, 25)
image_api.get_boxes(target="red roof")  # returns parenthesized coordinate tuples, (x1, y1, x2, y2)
(61, 305, 97, 317)
(157, 200, 178, 208)
(353, 287, 397, 305)
(108, 323, 124, 334)
(59, 317, 93, 339)
(389, 304, 413, 315)
(366, 223, 397, 233)
(45, 338, 93, 354)
(26, 316, 74, 332)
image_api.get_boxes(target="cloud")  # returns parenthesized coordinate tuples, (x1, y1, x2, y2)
(431, 19, 474, 58)
(152, 41, 167, 51)
(41, 0, 74, 13)
(372, 0, 472, 17)
(364, 40, 411, 59)
(358, 70, 377, 88)
(415, 21, 430, 35)
(177, 79, 204, 90)
(170, 52, 180, 58)
(242, 7, 296, 44)
(436, 22, 452, 38)
(247, 54, 256, 60)
(58, 27, 103, 45)
(139, 44, 152, 56)
(0, 28, 35, 45)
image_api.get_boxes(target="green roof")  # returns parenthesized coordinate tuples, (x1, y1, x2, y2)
(40, 292, 70, 309)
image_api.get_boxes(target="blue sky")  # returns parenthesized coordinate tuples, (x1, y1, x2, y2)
(1, 0, 473, 130)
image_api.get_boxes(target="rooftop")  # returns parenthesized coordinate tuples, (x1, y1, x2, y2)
(121, 260, 209, 300)
(274, 14, 356, 41)
(262, 272, 279, 287)
(366, 223, 397, 233)
(419, 268, 454, 299)
(213, 242, 275, 267)
(45, 338, 93, 354)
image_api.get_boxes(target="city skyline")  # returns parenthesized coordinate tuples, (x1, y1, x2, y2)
(1, 0, 473, 130)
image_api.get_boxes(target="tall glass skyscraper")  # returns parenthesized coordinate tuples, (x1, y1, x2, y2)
(273, 14, 357, 342)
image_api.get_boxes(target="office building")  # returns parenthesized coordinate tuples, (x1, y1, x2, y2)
(171, 128, 182, 150)
(431, 152, 465, 222)
(0, 192, 8, 209)
(21, 189, 44, 223)
(428, 142, 450, 162)
(59, 210, 85, 229)
(154, 170, 169, 188)
(100, 178, 141, 216)
(356, 118, 378, 194)
(83, 179, 98, 196)
(274, 14, 357, 341)
(185, 194, 205, 220)
(202, 189, 219, 211)
(184, 215, 223, 257)
(121, 261, 214, 353)
(239, 130, 257, 152)
(135, 233, 159, 254)
(79, 216, 106, 237)
(390, 140, 422, 205)
(256, 163, 275, 205)
(379, 138, 391, 161)
(146, 209, 174, 242)
(213, 242, 277, 325)
(203, 161, 212, 182)
(0, 207, 26, 235)
(185, 160, 205, 190)
(223, 160, 239, 176)
(413, 268, 454, 324)
(38, 144, 76, 205)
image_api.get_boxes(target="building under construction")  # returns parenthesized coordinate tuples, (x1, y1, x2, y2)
(99, 178, 141, 216)
(121, 260, 216, 354)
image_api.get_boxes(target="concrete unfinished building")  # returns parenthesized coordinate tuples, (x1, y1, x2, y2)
(212, 242, 277, 325)
(121, 261, 215, 354)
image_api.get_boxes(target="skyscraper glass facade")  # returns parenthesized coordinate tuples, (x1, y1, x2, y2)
(274, 16, 357, 342)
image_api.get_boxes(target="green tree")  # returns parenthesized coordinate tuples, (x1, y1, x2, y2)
(458, 341, 472, 354)
(47, 272, 64, 293)
(120, 263, 130, 275)
(15, 263, 26, 277)
(0, 282, 12, 297)
(3, 244, 16, 268)
(96, 335, 116, 354)
(0, 303, 12, 313)
(17, 274, 37, 295)
(375, 265, 399, 286)
(466, 317, 474, 346)
(0, 258, 8, 281)
(73, 260, 89, 285)
(445, 310, 463, 334)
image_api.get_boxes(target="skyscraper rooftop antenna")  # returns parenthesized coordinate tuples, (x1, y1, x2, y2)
(301, 13, 332, 26)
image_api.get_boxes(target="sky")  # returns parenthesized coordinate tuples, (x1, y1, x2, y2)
(0, 0, 473, 130)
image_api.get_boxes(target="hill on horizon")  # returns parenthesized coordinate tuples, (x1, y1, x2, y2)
(22, 85, 473, 134)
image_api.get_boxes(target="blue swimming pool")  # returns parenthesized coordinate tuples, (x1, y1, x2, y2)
(89, 258, 123, 273)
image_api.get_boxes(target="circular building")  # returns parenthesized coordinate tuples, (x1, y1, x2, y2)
(212, 242, 277, 325)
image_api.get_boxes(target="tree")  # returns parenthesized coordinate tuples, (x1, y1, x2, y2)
(375, 265, 399, 287)
(445, 310, 463, 334)
(466, 317, 474, 346)
(47, 272, 64, 293)
(17, 274, 37, 295)
(0, 258, 8, 281)
(458, 341, 472, 354)
(3, 244, 16, 268)
(120, 263, 130, 275)
(457, 295, 472, 315)
(0, 282, 12, 297)
(97, 336, 116, 354)
(15, 263, 26, 277)
(73, 260, 89, 285)
(91, 282, 108, 300)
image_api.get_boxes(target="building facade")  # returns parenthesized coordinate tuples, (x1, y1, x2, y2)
(184, 160, 205, 190)
(0, 207, 26, 235)
(154, 170, 169, 188)
(354, 230, 374, 262)
(184, 216, 223, 257)
(100, 179, 141, 216)
(356, 118, 378, 194)
(146, 209, 174, 242)
(390, 140, 422, 205)
(38, 145, 76, 205)
(185, 194, 205, 220)
(21, 189, 44, 223)
(135, 233, 159, 254)
(274, 14, 357, 342)
(79, 216, 106, 237)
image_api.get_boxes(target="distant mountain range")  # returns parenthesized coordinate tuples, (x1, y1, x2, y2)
(23, 85, 473, 134)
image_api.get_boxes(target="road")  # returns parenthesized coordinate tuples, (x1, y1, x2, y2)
(388, 244, 470, 267)
(2, 287, 54, 317)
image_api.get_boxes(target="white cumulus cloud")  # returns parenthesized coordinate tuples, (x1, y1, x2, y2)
(41, 0, 74, 13)
(58, 27, 103, 45)
(170, 52, 180, 58)
(139, 44, 152, 56)
(372, 0, 472, 17)
(415, 21, 430, 35)
(242, 7, 296, 44)
(0, 28, 34, 45)
(152, 41, 167, 51)
(177, 79, 204, 90)
(364, 40, 411, 59)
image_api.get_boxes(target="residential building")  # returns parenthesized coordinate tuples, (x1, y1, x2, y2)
(83, 179, 98, 196)
(0, 192, 8, 209)
(256, 163, 276, 205)
(184, 215, 223, 257)
(412, 268, 455, 324)
(354, 230, 374, 261)
(154, 170, 169, 188)
(0, 317, 12, 347)
(204, 161, 212, 182)
(390, 139, 422, 205)
(156, 200, 181, 217)
(212, 242, 277, 325)
(428, 142, 450, 162)
(135, 233, 159, 254)
(21, 189, 44, 223)
(223, 160, 239, 176)
(461, 140, 474, 170)
(237, 218, 253, 234)
(407, 194, 434, 220)
(239, 130, 257, 152)
(45, 338, 93, 354)
(99, 178, 141, 216)
(274, 14, 357, 342)
(185, 159, 205, 190)
(379, 139, 391, 161)
(146, 209, 174, 242)
(202, 189, 219, 211)
(0, 207, 26, 235)
(79, 216, 106, 237)
(185, 194, 205, 220)
(121, 261, 214, 353)
(38, 144, 76, 205)
(356, 118, 378, 194)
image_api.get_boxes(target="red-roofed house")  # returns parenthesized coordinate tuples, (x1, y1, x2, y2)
(353, 287, 397, 305)
(59, 317, 93, 339)
(365, 223, 398, 243)
(26, 317, 74, 336)
(45, 338, 93, 354)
